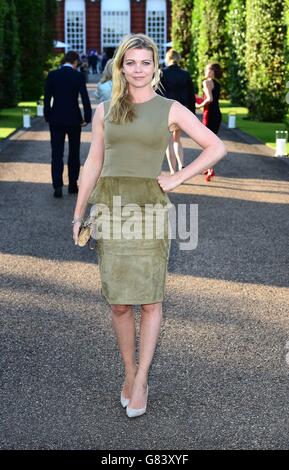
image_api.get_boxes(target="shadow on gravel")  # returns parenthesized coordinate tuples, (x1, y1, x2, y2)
(0, 182, 288, 287)
(1, 284, 289, 449)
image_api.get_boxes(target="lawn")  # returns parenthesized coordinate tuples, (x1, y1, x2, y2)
(0, 102, 37, 140)
(220, 100, 289, 154)
(1, 100, 288, 156)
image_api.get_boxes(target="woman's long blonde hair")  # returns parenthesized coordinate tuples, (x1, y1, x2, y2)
(108, 33, 161, 124)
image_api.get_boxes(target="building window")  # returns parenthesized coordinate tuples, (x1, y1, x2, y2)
(65, 0, 85, 53)
(101, 0, 130, 55)
(146, 0, 166, 63)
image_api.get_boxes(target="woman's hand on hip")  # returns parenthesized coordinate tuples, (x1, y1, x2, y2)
(157, 172, 183, 192)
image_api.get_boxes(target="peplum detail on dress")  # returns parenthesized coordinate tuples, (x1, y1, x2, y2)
(88, 176, 172, 208)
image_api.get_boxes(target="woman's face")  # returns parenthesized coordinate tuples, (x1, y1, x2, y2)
(122, 48, 155, 90)
(205, 65, 214, 78)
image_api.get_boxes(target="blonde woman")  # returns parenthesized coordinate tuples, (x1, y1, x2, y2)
(72, 34, 226, 418)
(94, 58, 113, 104)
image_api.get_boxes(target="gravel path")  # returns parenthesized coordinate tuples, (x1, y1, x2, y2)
(1, 84, 289, 450)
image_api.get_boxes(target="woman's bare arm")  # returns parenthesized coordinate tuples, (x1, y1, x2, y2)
(157, 101, 226, 192)
(73, 102, 105, 222)
(195, 79, 213, 109)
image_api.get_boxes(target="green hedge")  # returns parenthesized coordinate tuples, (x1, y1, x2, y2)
(0, 0, 57, 106)
(189, 0, 202, 92)
(0, 1, 7, 106)
(286, 0, 289, 80)
(1, 0, 20, 107)
(197, 0, 230, 96)
(245, 0, 287, 121)
(227, 0, 247, 105)
(14, 0, 57, 101)
(171, 0, 194, 70)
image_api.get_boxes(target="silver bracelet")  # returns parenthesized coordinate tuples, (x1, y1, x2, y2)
(72, 217, 84, 225)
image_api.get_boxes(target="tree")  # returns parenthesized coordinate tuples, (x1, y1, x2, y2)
(285, 0, 289, 81)
(43, 0, 58, 61)
(14, 0, 45, 99)
(197, 0, 230, 96)
(245, 0, 287, 121)
(0, 1, 7, 106)
(14, 0, 57, 101)
(171, 0, 194, 69)
(42, 0, 58, 80)
(189, 0, 203, 92)
(1, 0, 20, 107)
(226, 0, 247, 105)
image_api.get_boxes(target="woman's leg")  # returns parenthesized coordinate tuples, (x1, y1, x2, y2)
(203, 121, 219, 180)
(111, 304, 138, 398)
(128, 302, 163, 408)
(172, 129, 184, 170)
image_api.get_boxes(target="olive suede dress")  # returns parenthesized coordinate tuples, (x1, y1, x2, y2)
(88, 94, 175, 305)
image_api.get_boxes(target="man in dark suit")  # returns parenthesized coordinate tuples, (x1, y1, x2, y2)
(44, 50, 92, 198)
(158, 50, 196, 114)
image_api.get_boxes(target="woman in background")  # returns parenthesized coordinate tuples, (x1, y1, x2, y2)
(196, 63, 222, 182)
(94, 59, 113, 104)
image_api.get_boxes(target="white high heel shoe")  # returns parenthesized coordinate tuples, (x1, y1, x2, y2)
(126, 386, 149, 418)
(120, 392, 130, 408)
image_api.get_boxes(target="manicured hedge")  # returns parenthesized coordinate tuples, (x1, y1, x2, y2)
(197, 0, 230, 96)
(245, 0, 287, 121)
(14, 0, 57, 101)
(0, 0, 20, 107)
(172, 0, 288, 121)
(227, 0, 247, 105)
(171, 0, 194, 69)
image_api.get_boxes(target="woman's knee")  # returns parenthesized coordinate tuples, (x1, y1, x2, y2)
(111, 304, 131, 315)
(141, 302, 162, 314)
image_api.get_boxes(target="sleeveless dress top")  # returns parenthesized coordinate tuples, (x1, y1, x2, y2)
(88, 94, 175, 305)
(203, 79, 222, 135)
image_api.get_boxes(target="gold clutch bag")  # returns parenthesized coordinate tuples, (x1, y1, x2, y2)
(77, 224, 92, 247)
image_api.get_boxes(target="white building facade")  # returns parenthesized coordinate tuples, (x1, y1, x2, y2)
(55, 0, 172, 61)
